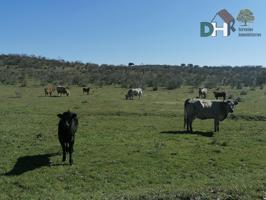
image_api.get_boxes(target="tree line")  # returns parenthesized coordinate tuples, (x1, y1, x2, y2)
(0, 54, 265, 89)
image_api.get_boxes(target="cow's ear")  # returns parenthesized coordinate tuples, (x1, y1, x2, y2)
(72, 113, 77, 118)
(57, 114, 63, 118)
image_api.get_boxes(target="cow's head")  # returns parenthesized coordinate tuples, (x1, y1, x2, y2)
(57, 111, 77, 128)
(225, 100, 237, 113)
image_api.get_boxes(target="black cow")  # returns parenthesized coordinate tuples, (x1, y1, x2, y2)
(125, 89, 134, 100)
(83, 87, 90, 95)
(57, 111, 78, 165)
(56, 86, 70, 96)
(213, 91, 226, 100)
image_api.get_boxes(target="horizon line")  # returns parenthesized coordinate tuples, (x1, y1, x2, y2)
(0, 53, 264, 68)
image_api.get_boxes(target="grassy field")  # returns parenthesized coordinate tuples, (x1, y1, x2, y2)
(0, 85, 266, 199)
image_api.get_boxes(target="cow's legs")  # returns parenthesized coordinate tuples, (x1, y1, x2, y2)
(60, 143, 66, 162)
(69, 141, 74, 165)
(214, 119, 219, 132)
(186, 118, 189, 132)
(189, 120, 193, 133)
(186, 118, 193, 133)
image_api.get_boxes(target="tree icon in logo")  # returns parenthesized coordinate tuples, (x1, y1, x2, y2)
(237, 9, 255, 26)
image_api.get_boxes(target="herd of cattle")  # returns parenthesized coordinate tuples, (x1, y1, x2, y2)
(49, 86, 239, 165)
(44, 86, 143, 100)
(44, 86, 90, 97)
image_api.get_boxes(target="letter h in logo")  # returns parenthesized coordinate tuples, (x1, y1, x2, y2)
(200, 9, 236, 37)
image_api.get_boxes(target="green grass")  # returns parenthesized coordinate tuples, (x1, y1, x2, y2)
(0, 85, 266, 199)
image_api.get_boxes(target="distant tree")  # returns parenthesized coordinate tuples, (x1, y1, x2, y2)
(237, 9, 255, 26)
(128, 62, 134, 67)
(166, 78, 182, 90)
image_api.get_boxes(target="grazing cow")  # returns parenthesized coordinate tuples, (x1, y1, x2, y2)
(125, 89, 134, 100)
(198, 88, 208, 98)
(213, 91, 226, 100)
(83, 87, 90, 95)
(57, 111, 78, 165)
(125, 88, 143, 100)
(44, 87, 55, 96)
(184, 99, 237, 133)
(56, 86, 70, 96)
(132, 88, 143, 99)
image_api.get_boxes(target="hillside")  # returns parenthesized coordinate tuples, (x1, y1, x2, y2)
(0, 54, 265, 89)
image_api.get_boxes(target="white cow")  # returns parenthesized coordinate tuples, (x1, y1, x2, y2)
(198, 88, 208, 98)
(132, 88, 143, 99)
(184, 98, 238, 132)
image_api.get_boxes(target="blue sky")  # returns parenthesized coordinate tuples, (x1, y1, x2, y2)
(0, 0, 265, 66)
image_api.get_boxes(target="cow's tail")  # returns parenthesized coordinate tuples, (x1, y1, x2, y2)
(184, 99, 190, 129)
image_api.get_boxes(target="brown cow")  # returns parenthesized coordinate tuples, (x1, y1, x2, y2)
(44, 86, 55, 96)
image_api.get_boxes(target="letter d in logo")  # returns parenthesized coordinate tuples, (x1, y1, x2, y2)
(200, 22, 214, 37)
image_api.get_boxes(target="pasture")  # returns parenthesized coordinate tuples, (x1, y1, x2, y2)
(0, 85, 266, 199)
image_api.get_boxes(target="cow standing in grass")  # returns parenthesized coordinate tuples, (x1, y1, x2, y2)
(125, 88, 143, 100)
(132, 88, 143, 99)
(213, 91, 226, 100)
(198, 88, 208, 98)
(125, 89, 134, 100)
(184, 99, 237, 133)
(57, 111, 78, 165)
(44, 87, 55, 96)
(83, 87, 90, 95)
(57, 86, 70, 96)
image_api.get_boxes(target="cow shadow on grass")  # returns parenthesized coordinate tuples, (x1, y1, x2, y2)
(38, 95, 60, 98)
(160, 130, 214, 137)
(3, 152, 60, 176)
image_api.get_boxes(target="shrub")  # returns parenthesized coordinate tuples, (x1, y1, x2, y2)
(152, 86, 158, 91)
(240, 91, 247, 95)
(250, 87, 256, 91)
(14, 90, 22, 98)
(166, 78, 182, 90)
